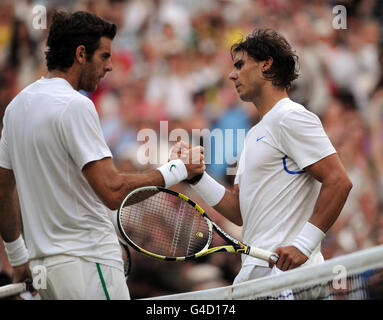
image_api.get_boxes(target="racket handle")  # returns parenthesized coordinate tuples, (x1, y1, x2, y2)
(249, 246, 279, 264)
(0, 282, 27, 299)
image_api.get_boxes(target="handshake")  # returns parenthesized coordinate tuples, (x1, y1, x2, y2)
(156, 141, 206, 188)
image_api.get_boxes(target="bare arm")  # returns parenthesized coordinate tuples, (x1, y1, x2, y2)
(172, 141, 242, 226)
(305, 153, 352, 232)
(82, 157, 165, 210)
(0, 167, 22, 242)
(212, 184, 242, 226)
(0, 167, 34, 290)
(276, 153, 352, 270)
(83, 150, 205, 210)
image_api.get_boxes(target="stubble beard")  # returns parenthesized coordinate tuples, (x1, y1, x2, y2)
(78, 64, 98, 92)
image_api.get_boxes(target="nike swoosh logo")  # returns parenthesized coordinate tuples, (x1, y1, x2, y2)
(256, 136, 265, 142)
(169, 164, 176, 171)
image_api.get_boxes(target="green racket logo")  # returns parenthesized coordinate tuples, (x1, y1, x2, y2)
(169, 164, 176, 172)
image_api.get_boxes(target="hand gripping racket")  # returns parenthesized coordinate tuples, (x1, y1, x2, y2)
(117, 186, 279, 264)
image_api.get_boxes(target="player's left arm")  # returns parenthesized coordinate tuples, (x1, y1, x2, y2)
(304, 153, 353, 232)
(275, 153, 352, 271)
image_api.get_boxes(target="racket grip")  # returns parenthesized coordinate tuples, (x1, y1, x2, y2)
(0, 282, 27, 299)
(249, 246, 279, 263)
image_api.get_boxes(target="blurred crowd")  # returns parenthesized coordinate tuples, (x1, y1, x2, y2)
(1, 0, 383, 299)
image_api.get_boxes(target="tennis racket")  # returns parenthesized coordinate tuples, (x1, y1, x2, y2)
(117, 186, 279, 264)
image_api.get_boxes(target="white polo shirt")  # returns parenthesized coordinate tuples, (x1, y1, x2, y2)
(235, 98, 336, 268)
(0, 77, 123, 271)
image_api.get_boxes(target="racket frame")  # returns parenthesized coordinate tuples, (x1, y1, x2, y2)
(117, 186, 278, 263)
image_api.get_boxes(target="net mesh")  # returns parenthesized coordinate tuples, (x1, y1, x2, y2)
(145, 245, 383, 300)
(119, 188, 210, 258)
(252, 270, 377, 300)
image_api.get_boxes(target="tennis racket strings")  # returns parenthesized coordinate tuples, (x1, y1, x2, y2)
(119, 188, 210, 258)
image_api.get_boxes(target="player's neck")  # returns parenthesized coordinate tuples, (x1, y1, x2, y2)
(46, 68, 80, 91)
(253, 86, 288, 120)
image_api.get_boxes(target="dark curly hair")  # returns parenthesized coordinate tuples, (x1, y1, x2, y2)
(231, 29, 299, 90)
(45, 11, 116, 72)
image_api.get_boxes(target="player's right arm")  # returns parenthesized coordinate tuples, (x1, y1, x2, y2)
(188, 173, 242, 226)
(171, 141, 242, 226)
(211, 184, 242, 226)
(0, 168, 33, 287)
(61, 97, 204, 211)
(0, 112, 34, 290)
(82, 148, 205, 211)
(0, 168, 22, 243)
(82, 158, 164, 210)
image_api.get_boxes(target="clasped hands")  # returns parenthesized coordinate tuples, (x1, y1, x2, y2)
(169, 141, 205, 180)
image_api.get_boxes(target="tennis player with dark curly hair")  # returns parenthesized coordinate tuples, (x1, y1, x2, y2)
(187, 29, 352, 284)
(0, 11, 204, 299)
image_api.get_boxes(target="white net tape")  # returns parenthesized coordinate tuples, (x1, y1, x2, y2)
(145, 245, 383, 300)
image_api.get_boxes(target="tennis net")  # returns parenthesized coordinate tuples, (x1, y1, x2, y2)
(146, 245, 383, 300)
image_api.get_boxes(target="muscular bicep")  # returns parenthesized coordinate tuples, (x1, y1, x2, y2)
(304, 153, 348, 184)
(82, 157, 165, 210)
(303, 153, 352, 232)
(82, 157, 124, 209)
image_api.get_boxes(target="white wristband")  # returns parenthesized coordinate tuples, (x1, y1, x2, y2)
(156, 159, 188, 188)
(4, 235, 29, 267)
(190, 172, 226, 207)
(292, 222, 326, 258)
